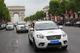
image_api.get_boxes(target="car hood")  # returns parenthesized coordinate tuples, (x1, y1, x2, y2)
(17, 25, 24, 28)
(7, 25, 13, 27)
(35, 29, 65, 36)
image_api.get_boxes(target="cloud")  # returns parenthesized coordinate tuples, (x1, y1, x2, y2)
(5, 0, 25, 6)
(5, 0, 50, 16)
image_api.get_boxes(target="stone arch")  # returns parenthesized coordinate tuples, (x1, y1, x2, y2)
(13, 12, 19, 17)
(7, 6, 25, 21)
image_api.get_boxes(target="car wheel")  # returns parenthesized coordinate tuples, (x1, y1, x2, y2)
(61, 45, 68, 50)
(33, 38, 40, 51)
(6, 28, 8, 30)
(26, 30, 28, 33)
(16, 31, 19, 33)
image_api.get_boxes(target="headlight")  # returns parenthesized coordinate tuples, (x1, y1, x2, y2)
(37, 34, 44, 39)
(62, 31, 67, 37)
(62, 34, 67, 37)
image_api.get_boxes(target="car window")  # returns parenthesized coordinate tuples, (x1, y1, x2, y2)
(35, 22, 58, 30)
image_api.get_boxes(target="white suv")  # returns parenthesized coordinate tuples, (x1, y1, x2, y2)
(16, 23, 28, 33)
(28, 21, 68, 50)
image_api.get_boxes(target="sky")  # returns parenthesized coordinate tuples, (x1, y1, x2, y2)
(5, 0, 50, 16)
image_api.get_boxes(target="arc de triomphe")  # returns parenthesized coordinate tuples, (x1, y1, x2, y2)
(7, 6, 25, 22)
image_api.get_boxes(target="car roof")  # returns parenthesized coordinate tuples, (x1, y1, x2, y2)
(34, 21, 55, 24)
(7, 22, 13, 24)
(18, 21, 26, 23)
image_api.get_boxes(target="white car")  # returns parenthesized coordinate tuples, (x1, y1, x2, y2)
(28, 21, 68, 50)
(16, 24, 28, 33)
(0, 24, 6, 30)
(6, 23, 14, 30)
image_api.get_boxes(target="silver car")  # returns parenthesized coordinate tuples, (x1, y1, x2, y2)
(6, 23, 14, 30)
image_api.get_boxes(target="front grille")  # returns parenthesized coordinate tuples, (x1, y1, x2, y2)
(21, 27, 26, 29)
(8, 27, 11, 29)
(21, 27, 24, 28)
(46, 35, 61, 40)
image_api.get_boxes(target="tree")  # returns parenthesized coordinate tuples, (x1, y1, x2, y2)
(49, 0, 78, 15)
(24, 11, 46, 21)
(0, 0, 10, 23)
(35, 11, 46, 20)
(49, 0, 60, 16)
(73, 0, 80, 11)
(24, 17, 30, 21)
(49, 0, 70, 16)
(4, 7, 11, 22)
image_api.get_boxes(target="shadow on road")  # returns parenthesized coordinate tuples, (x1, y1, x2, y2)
(28, 44, 69, 53)
(34, 48, 69, 53)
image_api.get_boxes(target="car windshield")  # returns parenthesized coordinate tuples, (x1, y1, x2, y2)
(35, 22, 58, 30)
(7, 23, 13, 25)
(17, 23, 25, 25)
(17, 22, 26, 25)
(17, 21, 25, 24)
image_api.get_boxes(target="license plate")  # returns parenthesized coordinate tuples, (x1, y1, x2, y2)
(50, 40, 60, 44)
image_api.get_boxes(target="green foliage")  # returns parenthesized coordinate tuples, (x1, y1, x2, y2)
(49, 0, 80, 16)
(35, 11, 46, 20)
(49, 0, 60, 15)
(0, 0, 10, 22)
(4, 7, 11, 22)
(73, 0, 80, 11)
(24, 11, 46, 21)
(49, 0, 69, 16)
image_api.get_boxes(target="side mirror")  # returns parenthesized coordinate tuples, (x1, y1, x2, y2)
(30, 28, 34, 31)
(59, 26, 63, 29)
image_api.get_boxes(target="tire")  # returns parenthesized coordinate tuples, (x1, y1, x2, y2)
(12, 28, 14, 30)
(16, 31, 19, 33)
(26, 30, 28, 33)
(6, 29, 8, 30)
(25, 30, 28, 33)
(61, 45, 68, 50)
(6, 28, 9, 31)
(33, 38, 40, 51)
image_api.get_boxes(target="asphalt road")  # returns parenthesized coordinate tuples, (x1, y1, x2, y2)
(0, 26, 80, 53)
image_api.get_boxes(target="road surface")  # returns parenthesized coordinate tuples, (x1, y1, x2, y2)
(0, 26, 80, 53)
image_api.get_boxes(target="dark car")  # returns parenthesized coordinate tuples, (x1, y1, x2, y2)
(74, 21, 80, 27)
(57, 20, 64, 25)
(65, 21, 73, 26)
